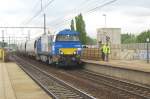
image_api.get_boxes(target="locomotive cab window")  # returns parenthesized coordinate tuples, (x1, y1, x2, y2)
(56, 35, 79, 41)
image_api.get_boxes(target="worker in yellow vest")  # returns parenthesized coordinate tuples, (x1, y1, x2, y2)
(105, 44, 110, 62)
(101, 44, 106, 61)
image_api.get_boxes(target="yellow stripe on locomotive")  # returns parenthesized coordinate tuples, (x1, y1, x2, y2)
(59, 48, 77, 55)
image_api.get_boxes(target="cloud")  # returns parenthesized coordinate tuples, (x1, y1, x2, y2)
(0, 0, 150, 39)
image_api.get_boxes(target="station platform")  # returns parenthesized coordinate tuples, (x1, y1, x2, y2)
(0, 61, 52, 99)
(83, 59, 150, 72)
(83, 59, 150, 86)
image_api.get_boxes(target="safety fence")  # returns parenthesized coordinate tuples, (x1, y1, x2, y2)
(81, 48, 102, 60)
(81, 43, 150, 60)
(121, 43, 150, 50)
(110, 43, 150, 50)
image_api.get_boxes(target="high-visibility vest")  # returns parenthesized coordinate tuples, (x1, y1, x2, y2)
(106, 46, 110, 54)
(102, 45, 107, 54)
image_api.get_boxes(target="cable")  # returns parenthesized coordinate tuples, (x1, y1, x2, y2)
(21, 0, 41, 25)
(23, 0, 55, 25)
(21, 0, 117, 32)
(42, 0, 55, 11)
(49, 0, 94, 26)
(87, 0, 117, 13)
(51, 0, 117, 29)
(50, 0, 109, 26)
(23, 0, 105, 27)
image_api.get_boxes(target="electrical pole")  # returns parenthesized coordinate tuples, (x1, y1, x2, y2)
(28, 30, 30, 40)
(41, 0, 43, 10)
(41, 0, 46, 35)
(102, 14, 107, 44)
(147, 38, 149, 63)
(26, 37, 28, 42)
(44, 13, 46, 35)
(103, 14, 106, 27)
(2, 30, 4, 48)
(9, 36, 10, 49)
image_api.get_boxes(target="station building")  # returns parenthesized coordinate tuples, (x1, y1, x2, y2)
(97, 28, 121, 45)
(97, 28, 121, 59)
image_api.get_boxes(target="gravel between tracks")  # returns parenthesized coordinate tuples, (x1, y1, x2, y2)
(13, 55, 95, 99)
(12, 55, 150, 99)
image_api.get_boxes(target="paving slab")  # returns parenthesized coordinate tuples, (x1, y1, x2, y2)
(83, 59, 150, 85)
(83, 59, 150, 72)
(0, 62, 52, 99)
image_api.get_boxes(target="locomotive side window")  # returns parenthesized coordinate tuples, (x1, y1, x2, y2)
(34, 40, 37, 48)
(56, 35, 79, 41)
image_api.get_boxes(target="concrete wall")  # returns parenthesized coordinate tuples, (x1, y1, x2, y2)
(121, 43, 150, 60)
(97, 28, 121, 45)
(96, 28, 121, 60)
(111, 43, 150, 60)
(85, 63, 150, 86)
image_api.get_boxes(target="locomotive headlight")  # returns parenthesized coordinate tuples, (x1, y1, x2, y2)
(77, 48, 81, 51)
(60, 52, 64, 54)
(59, 50, 64, 54)
(73, 51, 77, 54)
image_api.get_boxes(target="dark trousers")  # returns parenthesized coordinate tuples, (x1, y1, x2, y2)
(105, 53, 109, 62)
(102, 52, 105, 61)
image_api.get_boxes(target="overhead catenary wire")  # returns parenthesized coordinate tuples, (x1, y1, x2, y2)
(23, 0, 55, 25)
(52, 0, 116, 27)
(21, 0, 117, 33)
(87, 0, 117, 13)
(21, 0, 41, 25)
(24, 0, 91, 26)
(51, 0, 117, 29)
(49, 0, 96, 26)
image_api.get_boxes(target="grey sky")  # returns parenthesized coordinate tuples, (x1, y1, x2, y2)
(0, 0, 150, 39)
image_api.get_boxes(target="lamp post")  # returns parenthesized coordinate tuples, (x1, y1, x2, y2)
(103, 14, 106, 27)
(28, 30, 30, 40)
(2, 30, 4, 48)
(146, 38, 149, 63)
(41, 0, 46, 35)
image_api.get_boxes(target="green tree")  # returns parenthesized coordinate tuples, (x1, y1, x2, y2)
(0, 42, 8, 48)
(121, 33, 136, 44)
(136, 30, 150, 43)
(75, 13, 87, 44)
(48, 30, 51, 34)
(70, 19, 75, 31)
(86, 36, 97, 45)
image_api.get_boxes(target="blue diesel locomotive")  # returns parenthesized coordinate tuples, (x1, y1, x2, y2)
(19, 29, 83, 67)
(52, 29, 82, 66)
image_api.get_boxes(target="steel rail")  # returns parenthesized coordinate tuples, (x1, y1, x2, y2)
(67, 69, 150, 99)
(13, 55, 95, 99)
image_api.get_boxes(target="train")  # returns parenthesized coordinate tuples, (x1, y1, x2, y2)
(17, 29, 83, 67)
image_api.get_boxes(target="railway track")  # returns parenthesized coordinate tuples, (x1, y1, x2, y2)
(65, 70, 150, 99)
(12, 55, 150, 99)
(13, 55, 95, 99)
(14, 55, 122, 99)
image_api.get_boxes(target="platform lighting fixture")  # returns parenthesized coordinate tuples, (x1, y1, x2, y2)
(146, 38, 149, 63)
